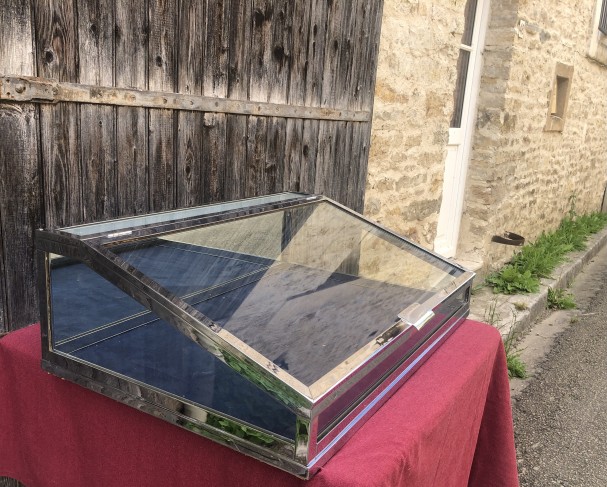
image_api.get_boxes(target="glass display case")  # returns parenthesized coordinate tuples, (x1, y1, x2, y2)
(36, 193, 474, 478)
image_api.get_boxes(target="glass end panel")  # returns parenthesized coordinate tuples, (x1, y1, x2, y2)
(107, 201, 463, 387)
(60, 192, 306, 238)
(49, 255, 296, 439)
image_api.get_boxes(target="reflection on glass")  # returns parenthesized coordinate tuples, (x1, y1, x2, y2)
(106, 201, 461, 385)
(50, 257, 296, 438)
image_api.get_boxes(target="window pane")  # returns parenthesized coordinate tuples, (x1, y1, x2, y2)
(461, 0, 478, 46)
(450, 49, 471, 128)
(600, 0, 607, 35)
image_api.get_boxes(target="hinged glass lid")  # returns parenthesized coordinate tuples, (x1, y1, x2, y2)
(52, 193, 467, 396)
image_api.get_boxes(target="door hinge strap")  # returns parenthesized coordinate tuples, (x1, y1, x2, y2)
(0, 75, 371, 122)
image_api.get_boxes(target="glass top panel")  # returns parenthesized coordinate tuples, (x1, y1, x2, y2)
(60, 192, 306, 237)
(108, 200, 462, 386)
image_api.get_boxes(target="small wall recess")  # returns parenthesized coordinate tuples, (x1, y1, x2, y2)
(545, 62, 574, 132)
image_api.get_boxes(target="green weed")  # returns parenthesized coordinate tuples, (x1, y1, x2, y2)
(486, 266, 539, 294)
(506, 353, 527, 379)
(503, 325, 527, 379)
(484, 298, 528, 379)
(547, 288, 576, 310)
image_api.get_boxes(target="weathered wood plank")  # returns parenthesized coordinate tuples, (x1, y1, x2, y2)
(249, 0, 272, 103)
(224, 115, 248, 200)
(313, 120, 339, 201)
(299, 119, 320, 194)
(246, 116, 268, 197)
(0, 2, 34, 75)
(227, 0, 252, 100)
(346, 1, 367, 111)
(267, 0, 293, 104)
(265, 117, 286, 193)
(283, 118, 303, 192)
(115, 0, 148, 216)
(360, 1, 384, 112)
(225, 0, 252, 201)
(289, 0, 328, 109)
(203, 0, 229, 98)
(337, 0, 375, 111)
(202, 0, 229, 203)
(202, 112, 227, 203)
(0, 0, 36, 331)
(0, 105, 41, 329)
(249, 0, 293, 104)
(351, 121, 371, 211)
(284, 0, 327, 194)
(148, 0, 176, 211)
(283, 119, 323, 196)
(176, 0, 205, 208)
(78, 0, 116, 223)
(281, 1, 311, 193)
(321, 0, 350, 109)
(337, 121, 355, 208)
(40, 102, 81, 227)
(0, 0, 40, 331)
(35, 0, 81, 228)
(249, 1, 292, 196)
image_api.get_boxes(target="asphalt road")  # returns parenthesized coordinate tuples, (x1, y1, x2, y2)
(512, 249, 607, 486)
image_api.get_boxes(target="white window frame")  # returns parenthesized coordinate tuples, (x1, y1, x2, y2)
(588, 0, 607, 66)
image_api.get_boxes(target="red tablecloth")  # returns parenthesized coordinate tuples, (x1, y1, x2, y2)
(0, 321, 518, 487)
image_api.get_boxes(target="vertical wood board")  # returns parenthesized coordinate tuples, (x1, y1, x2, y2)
(0, 104, 42, 329)
(115, 0, 149, 216)
(78, 0, 117, 222)
(148, 0, 176, 211)
(245, 116, 268, 197)
(202, 0, 229, 203)
(35, 0, 81, 228)
(175, 0, 205, 208)
(0, 0, 39, 331)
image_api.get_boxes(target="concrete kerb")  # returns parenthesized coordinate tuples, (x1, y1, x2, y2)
(468, 226, 607, 340)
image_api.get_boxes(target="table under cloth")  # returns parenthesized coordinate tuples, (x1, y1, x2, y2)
(0, 320, 518, 487)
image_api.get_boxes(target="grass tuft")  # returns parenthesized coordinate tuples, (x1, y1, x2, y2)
(547, 288, 576, 310)
(484, 297, 528, 379)
(506, 353, 528, 379)
(503, 326, 527, 379)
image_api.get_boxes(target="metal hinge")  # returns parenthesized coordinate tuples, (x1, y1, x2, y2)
(0, 76, 58, 103)
(0, 73, 371, 123)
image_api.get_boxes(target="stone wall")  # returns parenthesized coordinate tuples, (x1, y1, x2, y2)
(460, 0, 607, 271)
(364, 0, 468, 248)
(367, 0, 607, 273)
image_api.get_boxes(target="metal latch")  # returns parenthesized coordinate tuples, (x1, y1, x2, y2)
(397, 303, 435, 331)
(376, 321, 410, 346)
(375, 303, 436, 346)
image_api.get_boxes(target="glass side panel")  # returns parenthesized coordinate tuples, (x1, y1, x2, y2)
(316, 286, 470, 437)
(49, 255, 296, 439)
(60, 192, 305, 237)
(109, 201, 462, 386)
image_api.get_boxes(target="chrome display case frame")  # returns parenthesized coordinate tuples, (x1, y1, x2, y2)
(36, 193, 474, 479)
